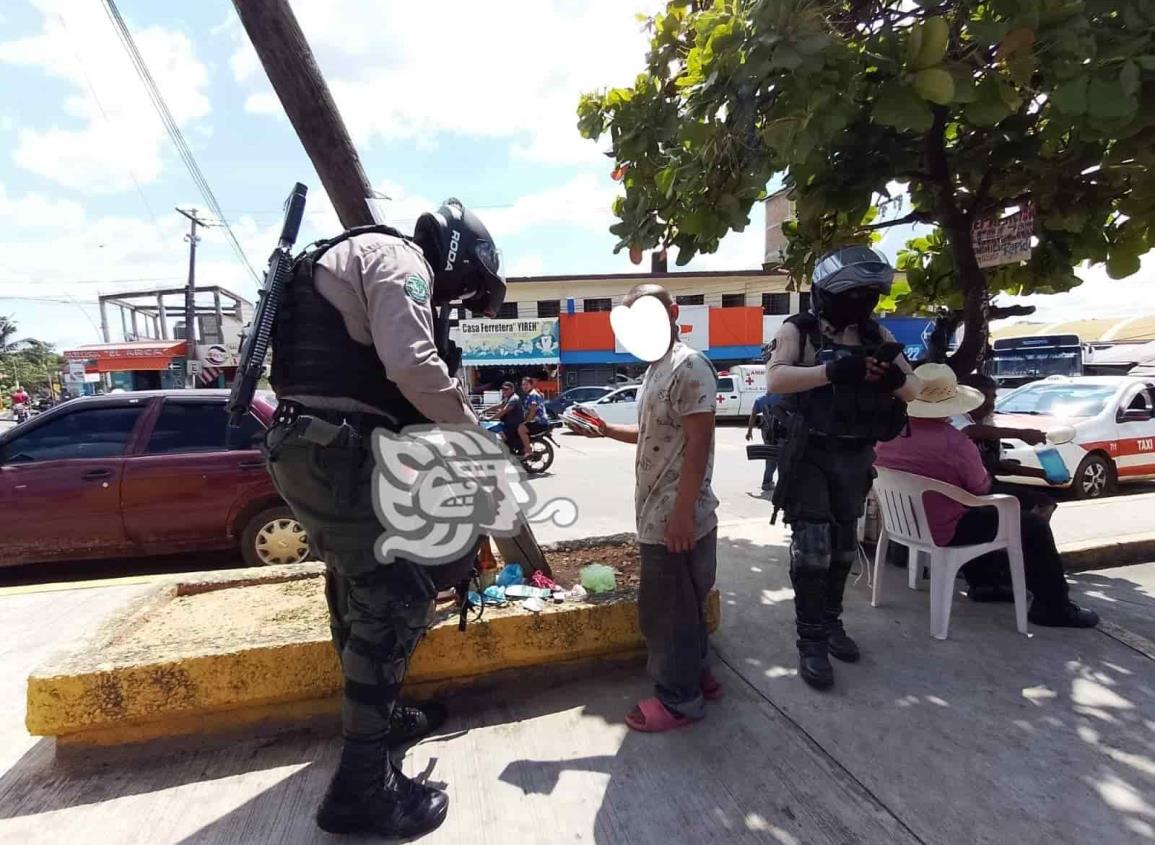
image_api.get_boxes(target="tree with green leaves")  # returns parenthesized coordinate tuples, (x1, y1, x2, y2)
(578, 0, 1154, 371)
(0, 317, 62, 392)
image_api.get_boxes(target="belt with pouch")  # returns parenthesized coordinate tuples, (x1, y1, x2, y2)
(272, 400, 398, 448)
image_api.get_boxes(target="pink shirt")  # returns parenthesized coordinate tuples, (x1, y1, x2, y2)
(874, 418, 991, 545)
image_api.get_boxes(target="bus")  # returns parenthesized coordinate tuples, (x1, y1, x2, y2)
(986, 334, 1083, 389)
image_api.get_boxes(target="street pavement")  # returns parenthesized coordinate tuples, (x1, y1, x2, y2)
(0, 421, 1153, 844)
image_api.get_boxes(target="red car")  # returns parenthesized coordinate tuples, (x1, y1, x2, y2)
(0, 390, 308, 568)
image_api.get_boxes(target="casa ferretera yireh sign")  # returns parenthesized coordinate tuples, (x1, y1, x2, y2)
(454, 318, 561, 366)
(972, 204, 1036, 269)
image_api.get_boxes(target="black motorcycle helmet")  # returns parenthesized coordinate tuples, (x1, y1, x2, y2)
(809, 245, 894, 329)
(413, 198, 506, 317)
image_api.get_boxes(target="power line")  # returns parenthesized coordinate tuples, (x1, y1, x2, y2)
(101, 0, 259, 284)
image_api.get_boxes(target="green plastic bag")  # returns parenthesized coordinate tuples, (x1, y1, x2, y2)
(580, 564, 617, 594)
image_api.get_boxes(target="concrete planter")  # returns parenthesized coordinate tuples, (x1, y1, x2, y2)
(27, 538, 719, 748)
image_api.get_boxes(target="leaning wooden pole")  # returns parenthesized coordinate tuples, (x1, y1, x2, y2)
(231, 0, 550, 575)
(231, 0, 374, 229)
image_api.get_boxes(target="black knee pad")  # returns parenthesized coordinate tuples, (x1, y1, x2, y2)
(832, 520, 859, 560)
(790, 521, 832, 575)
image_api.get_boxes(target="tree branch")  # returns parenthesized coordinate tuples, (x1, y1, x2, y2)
(860, 210, 932, 231)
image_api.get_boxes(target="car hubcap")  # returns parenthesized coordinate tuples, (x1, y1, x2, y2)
(255, 518, 309, 565)
(1082, 464, 1106, 496)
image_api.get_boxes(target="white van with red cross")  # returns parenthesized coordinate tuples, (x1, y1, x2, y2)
(715, 365, 767, 420)
(995, 375, 1155, 498)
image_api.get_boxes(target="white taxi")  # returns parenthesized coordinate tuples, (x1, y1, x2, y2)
(995, 376, 1155, 498)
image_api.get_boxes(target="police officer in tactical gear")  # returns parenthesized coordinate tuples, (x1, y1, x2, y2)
(767, 246, 921, 690)
(264, 198, 505, 838)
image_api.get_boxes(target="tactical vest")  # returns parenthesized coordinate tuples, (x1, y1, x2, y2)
(269, 225, 428, 430)
(780, 313, 907, 442)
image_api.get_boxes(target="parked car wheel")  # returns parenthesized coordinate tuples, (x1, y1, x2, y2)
(1072, 453, 1116, 500)
(242, 505, 310, 566)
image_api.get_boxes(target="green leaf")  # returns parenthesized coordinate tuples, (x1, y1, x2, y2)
(796, 33, 830, 55)
(1087, 77, 1137, 119)
(914, 67, 955, 105)
(1120, 61, 1140, 97)
(719, 193, 747, 228)
(968, 20, 1010, 46)
(872, 82, 934, 132)
(1106, 249, 1141, 279)
(966, 77, 1015, 125)
(771, 45, 803, 69)
(1050, 76, 1088, 115)
(655, 167, 676, 199)
(950, 68, 978, 103)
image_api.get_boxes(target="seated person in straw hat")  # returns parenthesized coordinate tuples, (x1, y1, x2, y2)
(874, 364, 1098, 628)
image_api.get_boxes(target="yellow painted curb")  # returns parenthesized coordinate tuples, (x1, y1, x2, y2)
(27, 563, 720, 747)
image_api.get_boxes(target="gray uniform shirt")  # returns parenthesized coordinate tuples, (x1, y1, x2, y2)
(281, 232, 477, 425)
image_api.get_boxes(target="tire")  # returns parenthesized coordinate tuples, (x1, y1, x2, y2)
(523, 438, 554, 474)
(241, 505, 310, 567)
(1072, 453, 1116, 500)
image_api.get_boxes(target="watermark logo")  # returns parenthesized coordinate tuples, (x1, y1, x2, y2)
(370, 425, 577, 567)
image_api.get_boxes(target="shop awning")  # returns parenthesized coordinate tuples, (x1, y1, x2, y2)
(63, 340, 188, 372)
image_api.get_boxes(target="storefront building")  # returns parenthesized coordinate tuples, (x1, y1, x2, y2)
(62, 341, 190, 394)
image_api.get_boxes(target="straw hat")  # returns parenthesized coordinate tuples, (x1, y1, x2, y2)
(906, 363, 985, 418)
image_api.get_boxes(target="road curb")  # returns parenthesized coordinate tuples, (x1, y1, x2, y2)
(1060, 533, 1155, 572)
(26, 553, 719, 749)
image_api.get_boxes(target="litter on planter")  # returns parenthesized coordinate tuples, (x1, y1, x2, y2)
(522, 597, 546, 613)
(496, 563, 525, 587)
(505, 584, 551, 600)
(580, 564, 617, 594)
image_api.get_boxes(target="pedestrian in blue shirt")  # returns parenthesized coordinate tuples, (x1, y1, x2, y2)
(746, 392, 780, 491)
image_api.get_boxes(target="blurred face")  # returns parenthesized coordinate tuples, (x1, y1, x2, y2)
(521, 378, 533, 392)
(501, 385, 513, 399)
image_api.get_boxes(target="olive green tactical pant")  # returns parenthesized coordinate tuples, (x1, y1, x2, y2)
(264, 424, 435, 743)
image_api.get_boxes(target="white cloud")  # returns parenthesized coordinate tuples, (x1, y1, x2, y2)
(233, 0, 660, 165)
(508, 255, 546, 277)
(0, 0, 210, 193)
(482, 174, 618, 238)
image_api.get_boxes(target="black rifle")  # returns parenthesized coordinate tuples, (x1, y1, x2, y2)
(227, 183, 308, 427)
(769, 408, 808, 525)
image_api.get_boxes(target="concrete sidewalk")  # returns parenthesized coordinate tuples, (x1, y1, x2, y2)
(1, 518, 1152, 845)
(1050, 492, 1155, 569)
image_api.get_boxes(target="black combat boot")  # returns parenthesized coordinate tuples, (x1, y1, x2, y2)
(316, 739, 449, 837)
(387, 700, 448, 745)
(790, 538, 836, 690)
(825, 550, 860, 663)
(797, 623, 835, 690)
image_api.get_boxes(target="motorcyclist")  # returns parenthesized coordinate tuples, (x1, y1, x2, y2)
(766, 246, 921, 690)
(263, 198, 505, 839)
(490, 381, 531, 454)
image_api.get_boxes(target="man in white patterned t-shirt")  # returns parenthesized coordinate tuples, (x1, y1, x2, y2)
(583, 283, 720, 732)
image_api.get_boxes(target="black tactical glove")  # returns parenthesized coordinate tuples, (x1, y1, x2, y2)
(825, 355, 867, 386)
(872, 364, 908, 392)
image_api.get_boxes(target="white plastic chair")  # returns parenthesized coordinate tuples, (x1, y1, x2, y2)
(871, 468, 1028, 640)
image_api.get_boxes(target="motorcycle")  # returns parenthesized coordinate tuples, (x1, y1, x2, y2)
(12, 402, 29, 424)
(481, 418, 561, 474)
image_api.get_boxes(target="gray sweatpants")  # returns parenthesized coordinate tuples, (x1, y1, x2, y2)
(638, 528, 718, 719)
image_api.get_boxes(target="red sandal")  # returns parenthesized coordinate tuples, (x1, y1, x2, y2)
(625, 697, 697, 733)
(700, 669, 724, 702)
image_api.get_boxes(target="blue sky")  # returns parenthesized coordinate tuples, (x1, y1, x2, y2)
(0, 0, 1148, 352)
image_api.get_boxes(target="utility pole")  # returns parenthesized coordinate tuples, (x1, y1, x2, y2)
(230, 0, 374, 228)
(176, 207, 206, 389)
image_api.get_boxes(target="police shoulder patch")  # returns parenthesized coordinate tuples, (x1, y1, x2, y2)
(404, 274, 430, 304)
